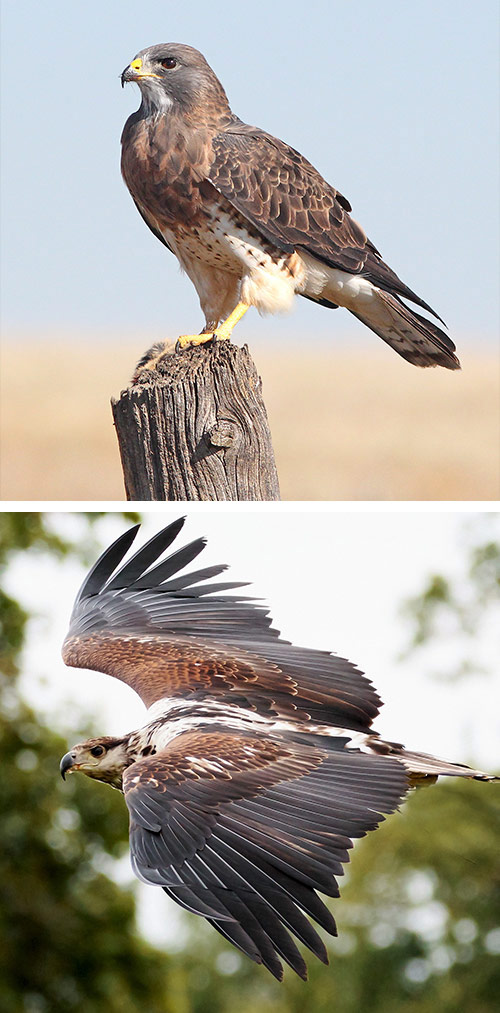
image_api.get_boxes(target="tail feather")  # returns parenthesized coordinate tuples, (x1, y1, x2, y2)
(362, 248, 447, 326)
(399, 749, 497, 784)
(368, 738, 497, 785)
(349, 288, 460, 370)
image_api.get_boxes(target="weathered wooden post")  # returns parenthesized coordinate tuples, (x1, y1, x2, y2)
(111, 340, 280, 501)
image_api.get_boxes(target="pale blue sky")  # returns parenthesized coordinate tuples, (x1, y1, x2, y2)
(1, 0, 498, 346)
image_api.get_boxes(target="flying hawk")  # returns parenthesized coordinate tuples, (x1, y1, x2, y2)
(60, 519, 495, 980)
(120, 44, 460, 370)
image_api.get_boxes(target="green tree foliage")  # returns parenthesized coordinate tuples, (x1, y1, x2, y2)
(0, 706, 175, 1012)
(1, 514, 499, 1012)
(0, 512, 138, 678)
(153, 779, 500, 1013)
(0, 514, 175, 1013)
(400, 515, 500, 680)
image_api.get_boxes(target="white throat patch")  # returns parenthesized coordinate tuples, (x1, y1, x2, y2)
(139, 80, 173, 115)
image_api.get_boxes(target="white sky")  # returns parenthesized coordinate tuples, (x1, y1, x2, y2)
(5, 505, 499, 770)
(4, 504, 499, 946)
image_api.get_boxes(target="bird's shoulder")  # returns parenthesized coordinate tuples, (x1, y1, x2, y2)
(207, 120, 369, 266)
(211, 119, 351, 209)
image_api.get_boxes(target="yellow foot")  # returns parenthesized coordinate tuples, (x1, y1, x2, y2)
(216, 301, 250, 341)
(176, 332, 216, 350)
(176, 303, 250, 350)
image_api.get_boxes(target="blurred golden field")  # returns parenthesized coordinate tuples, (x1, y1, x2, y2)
(1, 338, 498, 501)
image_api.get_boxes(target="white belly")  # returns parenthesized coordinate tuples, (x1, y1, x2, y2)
(158, 207, 306, 315)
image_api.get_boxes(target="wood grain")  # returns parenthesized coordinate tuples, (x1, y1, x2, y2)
(112, 340, 280, 501)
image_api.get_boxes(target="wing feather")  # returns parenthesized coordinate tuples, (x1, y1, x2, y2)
(123, 728, 407, 979)
(63, 521, 382, 732)
(208, 127, 444, 321)
(105, 518, 188, 591)
(73, 525, 140, 606)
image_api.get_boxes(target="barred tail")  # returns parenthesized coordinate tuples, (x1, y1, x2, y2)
(349, 288, 460, 370)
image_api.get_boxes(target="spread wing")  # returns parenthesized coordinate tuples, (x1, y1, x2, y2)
(208, 125, 444, 322)
(123, 727, 407, 979)
(62, 519, 382, 731)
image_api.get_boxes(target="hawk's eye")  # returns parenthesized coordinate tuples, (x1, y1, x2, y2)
(160, 57, 177, 70)
(90, 745, 105, 758)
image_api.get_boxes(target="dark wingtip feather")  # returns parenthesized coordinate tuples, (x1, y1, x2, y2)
(74, 524, 141, 605)
(129, 537, 208, 590)
(287, 950, 308, 980)
(158, 564, 229, 593)
(179, 581, 251, 598)
(363, 251, 448, 327)
(105, 518, 187, 591)
(316, 942, 330, 966)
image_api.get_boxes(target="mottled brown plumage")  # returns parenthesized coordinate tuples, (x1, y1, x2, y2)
(60, 520, 495, 980)
(62, 630, 380, 728)
(120, 43, 460, 368)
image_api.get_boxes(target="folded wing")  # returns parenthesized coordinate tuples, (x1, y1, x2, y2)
(209, 126, 445, 323)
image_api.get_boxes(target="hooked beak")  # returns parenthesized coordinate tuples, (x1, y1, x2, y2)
(121, 57, 160, 88)
(60, 751, 78, 780)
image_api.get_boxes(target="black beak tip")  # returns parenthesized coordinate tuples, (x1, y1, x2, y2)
(60, 752, 75, 780)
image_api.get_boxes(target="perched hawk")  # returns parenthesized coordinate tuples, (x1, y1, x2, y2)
(121, 44, 460, 369)
(60, 519, 494, 980)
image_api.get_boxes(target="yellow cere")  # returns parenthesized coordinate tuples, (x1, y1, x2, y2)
(130, 58, 143, 70)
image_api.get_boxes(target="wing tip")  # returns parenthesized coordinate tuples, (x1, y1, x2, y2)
(74, 523, 142, 604)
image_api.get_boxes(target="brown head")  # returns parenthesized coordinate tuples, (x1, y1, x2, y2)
(59, 735, 133, 790)
(120, 43, 232, 126)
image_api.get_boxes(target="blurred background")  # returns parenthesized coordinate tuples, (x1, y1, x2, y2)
(1, 508, 499, 1011)
(1, 1, 499, 500)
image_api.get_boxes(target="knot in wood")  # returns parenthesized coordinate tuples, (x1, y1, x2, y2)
(207, 420, 238, 448)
